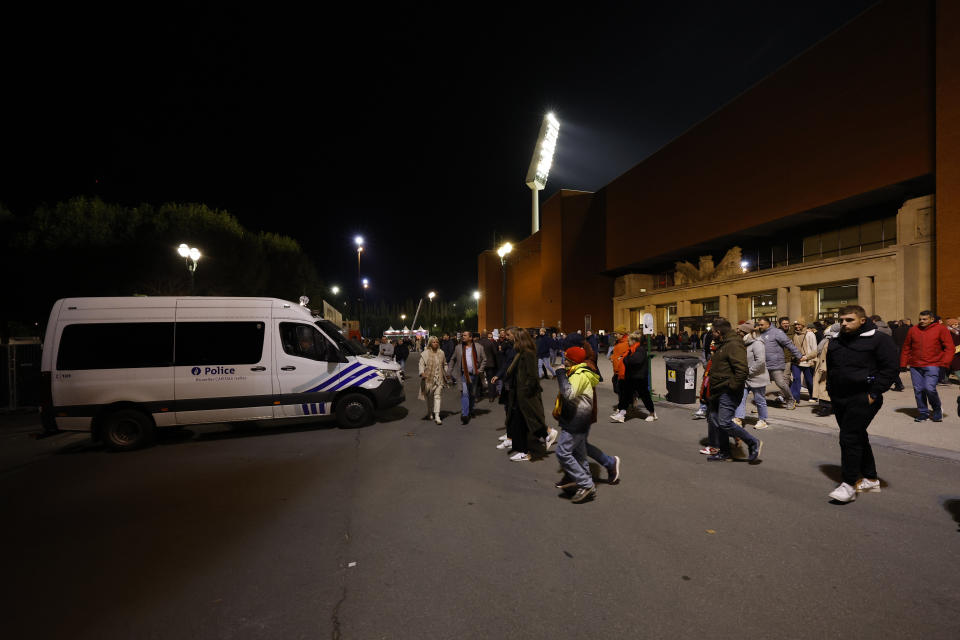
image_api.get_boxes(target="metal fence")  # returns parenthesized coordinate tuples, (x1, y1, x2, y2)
(2, 343, 43, 410)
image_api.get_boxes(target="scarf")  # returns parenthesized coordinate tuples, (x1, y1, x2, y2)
(461, 342, 478, 382)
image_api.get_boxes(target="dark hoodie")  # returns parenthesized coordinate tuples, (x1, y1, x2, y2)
(826, 319, 899, 399)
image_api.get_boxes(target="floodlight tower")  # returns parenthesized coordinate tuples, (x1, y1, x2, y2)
(524, 112, 560, 234)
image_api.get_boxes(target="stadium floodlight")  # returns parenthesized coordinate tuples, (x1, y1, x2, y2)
(524, 112, 560, 234)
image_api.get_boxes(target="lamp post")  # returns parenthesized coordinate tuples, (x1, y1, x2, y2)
(496, 242, 513, 327)
(355, 236, 365, 336)
(473, 291, 480, 331)
(177, 244, 201, 294)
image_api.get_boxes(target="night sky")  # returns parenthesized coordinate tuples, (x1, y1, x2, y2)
(2, 1, 878, 304)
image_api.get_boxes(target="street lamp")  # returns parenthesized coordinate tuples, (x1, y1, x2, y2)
(473, 291, 480, 330)
(331, 285, 340, 295)
(177, 243, 201, 294)
(496, 242, 513, 327)
(355, 236, 365, 336)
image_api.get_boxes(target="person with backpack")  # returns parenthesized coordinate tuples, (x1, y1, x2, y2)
(553, 347, 604, 503)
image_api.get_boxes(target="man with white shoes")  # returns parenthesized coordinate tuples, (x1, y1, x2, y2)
(825, 305, 899, 503)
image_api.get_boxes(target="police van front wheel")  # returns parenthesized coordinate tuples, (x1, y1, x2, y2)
(335, 393, 374, 428)
(102, 409, 156, 451)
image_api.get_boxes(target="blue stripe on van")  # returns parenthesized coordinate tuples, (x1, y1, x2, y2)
(301, 403, 309, 415)
(330, 367, 378, 391)
(306, 362, 363, 392)
(349, 372, 380, 388)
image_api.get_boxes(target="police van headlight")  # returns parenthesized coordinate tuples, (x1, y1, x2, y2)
(380, 369, 398, 380)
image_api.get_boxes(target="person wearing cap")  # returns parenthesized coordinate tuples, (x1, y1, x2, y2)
(553, 346, 602, 503)
(734, 322, 769, 430)
(791, 320, 818, 402)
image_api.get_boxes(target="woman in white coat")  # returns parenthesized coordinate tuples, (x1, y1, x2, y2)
(419, 336, 449, 425)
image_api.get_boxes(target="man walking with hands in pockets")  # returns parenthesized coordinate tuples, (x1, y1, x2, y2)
(825, 305, 898, 503)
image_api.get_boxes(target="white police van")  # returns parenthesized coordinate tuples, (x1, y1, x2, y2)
(40, 297, 405, 450)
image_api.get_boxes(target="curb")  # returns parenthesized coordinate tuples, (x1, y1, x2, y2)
(654, 400, 960, 465)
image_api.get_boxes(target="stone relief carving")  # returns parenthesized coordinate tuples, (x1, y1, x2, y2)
(675, 247, 743, 285)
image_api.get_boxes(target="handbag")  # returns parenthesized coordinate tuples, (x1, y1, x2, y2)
(552, 392, 563, 419)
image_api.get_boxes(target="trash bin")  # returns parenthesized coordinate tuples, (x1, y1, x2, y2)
(665, 356, 699, 404)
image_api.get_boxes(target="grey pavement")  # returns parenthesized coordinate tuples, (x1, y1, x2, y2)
(0, 353, 958, 639)
(644, 349, 960, 458)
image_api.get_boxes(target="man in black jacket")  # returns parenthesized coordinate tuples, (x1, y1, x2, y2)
(825, 305, 899, 503)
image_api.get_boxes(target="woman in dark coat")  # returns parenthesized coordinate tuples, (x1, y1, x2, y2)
(500, 326, 549, 461)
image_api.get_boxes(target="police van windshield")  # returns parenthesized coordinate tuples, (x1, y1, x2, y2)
(315, 319, 364, 356)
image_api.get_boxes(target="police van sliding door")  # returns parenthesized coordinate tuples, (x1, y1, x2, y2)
(273, 322, 344, 418)
(173, 314, 274, 424)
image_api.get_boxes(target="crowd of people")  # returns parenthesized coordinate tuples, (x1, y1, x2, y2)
(370, 308, 958, 506)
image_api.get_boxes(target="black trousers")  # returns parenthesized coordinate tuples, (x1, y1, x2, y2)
(832, 393, 882, 486)
(617, 378, 655, 414)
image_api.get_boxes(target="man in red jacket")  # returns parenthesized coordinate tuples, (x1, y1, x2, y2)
(900, 310, 953, 422)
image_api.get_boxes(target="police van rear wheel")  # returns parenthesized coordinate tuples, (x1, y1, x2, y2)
(102, 409, 156, 451)
(335, 393, 374, 428)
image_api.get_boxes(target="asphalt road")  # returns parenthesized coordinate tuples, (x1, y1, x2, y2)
(2, 360, 959, 639)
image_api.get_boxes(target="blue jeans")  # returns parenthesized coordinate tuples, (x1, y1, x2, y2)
(587, 442, 615, 469)
(910, 366, 942, 418)
(460, 376, 480, 416)
(735, 386, 768, 420)
(707, 390, 757, 454)
(791, 364, 814, 399)
(556, 429, 594, 489)
(538, 357, 555, 378)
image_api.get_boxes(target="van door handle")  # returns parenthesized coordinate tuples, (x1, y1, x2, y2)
(281, 366, 296, 371)
(251, 366, 266, 371)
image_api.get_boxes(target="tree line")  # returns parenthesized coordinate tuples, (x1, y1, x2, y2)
(0, 197, 325, 341)
(0, 197, 480, 341)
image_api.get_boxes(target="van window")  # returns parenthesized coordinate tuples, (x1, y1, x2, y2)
(280, 323, 339, 362)
(57, 323, 175, 370)
(175, 322, 265, 365)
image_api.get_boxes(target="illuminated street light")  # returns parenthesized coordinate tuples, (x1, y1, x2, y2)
(473, 291, 480, 330)
(740, 260, 749, 273)
(362, 278, 369, 289)
(525, 112, 560, 233)
(331, 285, 340, 295)
(177, 243, 201, 294)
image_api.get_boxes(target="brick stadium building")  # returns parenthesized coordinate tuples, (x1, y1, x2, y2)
(478, 0, 959, 336)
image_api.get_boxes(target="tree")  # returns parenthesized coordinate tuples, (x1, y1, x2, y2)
(0, 197, 326, 339)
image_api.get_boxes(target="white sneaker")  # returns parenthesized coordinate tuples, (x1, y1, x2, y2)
(545, 428, 559, 449)
(509, 452, 530, 462)
(855, 478, 881, 493)
(754, 420, 769, 429)
(732, 417, 743, 427)
(828, 483, 857, 502)
(496, 439, 513, 449)
(644, 414, 658, 422)
(498, 434, 509, 441)
(434, 414, 442, 425)
(610, 413, 625, 423)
